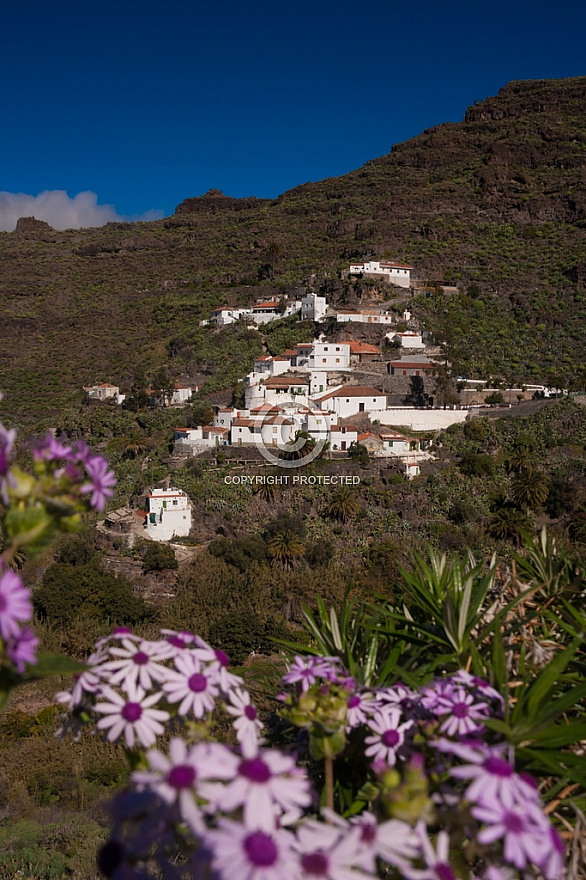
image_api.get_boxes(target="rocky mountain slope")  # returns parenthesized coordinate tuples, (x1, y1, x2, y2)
(1, 76, 585, 424)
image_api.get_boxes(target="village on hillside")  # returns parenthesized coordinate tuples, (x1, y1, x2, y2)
(89, 259, 564, 542)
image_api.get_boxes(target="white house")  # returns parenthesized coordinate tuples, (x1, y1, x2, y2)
(246, 375, 311, 409)
(301, 292, 328, 322)
(211, 306, 245, 326)
(247, 301, 281, 324)
(347, 260, 412, 288)
(330, 424, 358, 451)
(379, 431, 419, 455)
(145, 488, 191, 542)
(388, 332, 425, 349)
(83, 383, 125, 404)
(315, 385, 387, 419)
(336, 309, 395, 325)
(307, 341, 351, 371)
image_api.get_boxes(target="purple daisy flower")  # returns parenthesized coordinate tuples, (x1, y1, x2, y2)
(81, 455, 116, 511)
(434, 687, 489, 737)
(94, 682, 169, 748)
(364, 707, 413, 766)
(133, 738, 234, 834)
(282, 655, 335, 692)
(293, 822, 366, 880)
(225, 687, 264, 757)
(207, 819, 298, 880)
(162, 651, 220, 718)
(473, 801, 550, 871)
(102, 637, 174, 692)
(6, 625, 38, 673)
(0, 568, 32, 640)
(215, 747, 312, 832)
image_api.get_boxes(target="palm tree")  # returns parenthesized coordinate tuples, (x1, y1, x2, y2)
(282, 431, 315, 462)
(487, 506, 531, 544)
(511, 466, 549, 514)
(325, 486, 361, 524)
(267, 530, 305, 571)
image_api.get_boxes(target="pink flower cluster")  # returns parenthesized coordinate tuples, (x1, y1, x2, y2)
(62, 641, 565, 880)
(33, 433, 116, 512)
(0, 567, 38, 673)
(56, 628, 263, 756)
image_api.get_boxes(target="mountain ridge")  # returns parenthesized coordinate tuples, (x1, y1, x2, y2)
(1, 75, 586, 423)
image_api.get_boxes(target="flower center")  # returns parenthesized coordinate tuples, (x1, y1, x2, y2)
(133, 651, 149, 666)
(484, 756, 513, 777)
(435, 863, 455, 880)
(215, 649, 230, 667)
(348, 695, 361, 709)
(301, 853, 330, 876)
(239, 758, 271, 783)
(360, 823, 376, 843)
(188, 673, 207, 693)
(0, 594, 6, 613)
(244, 704, 257, 720)
(452, 701, 469, 718)
(382, 729, 400, 747)
(504, 811, 525, 834)
(167, 764, 196, 789)
(121, 702, 142, 722)
(243, 832, 278, 867)
(169, 636, 187, 649)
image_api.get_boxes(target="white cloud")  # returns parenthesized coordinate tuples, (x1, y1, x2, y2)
(0, 190, 164, 232)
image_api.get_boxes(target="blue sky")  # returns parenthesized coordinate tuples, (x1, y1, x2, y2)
(1, 0, 584, 229)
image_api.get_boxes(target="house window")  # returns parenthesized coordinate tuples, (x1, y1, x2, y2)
(336, 358, 340, 363)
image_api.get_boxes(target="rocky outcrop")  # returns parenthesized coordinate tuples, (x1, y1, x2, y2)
(175, 189, 270, 215)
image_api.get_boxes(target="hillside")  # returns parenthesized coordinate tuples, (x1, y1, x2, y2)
(1, 76, 586, 425)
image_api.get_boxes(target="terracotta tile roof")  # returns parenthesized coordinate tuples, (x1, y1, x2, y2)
(390, 361, 435, 370)
(252, 301, 279, 309)
(331, 424, 357, 432)
(348, 341, 381, 354)
(203, 425, 229, 433)
(232, 419, 258, 428)
(379, 261, 413, 269)
(317, 385, 386, 401)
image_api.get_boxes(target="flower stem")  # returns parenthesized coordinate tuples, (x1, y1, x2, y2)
(324, 756, 334, 812)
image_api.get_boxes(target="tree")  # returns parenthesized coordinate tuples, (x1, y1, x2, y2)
(485, 391, 505, 406)
(143, 542, 178, 572)
(282, 431, 315, 462)
(325, 486, 361, 523)
(487, 507, 531, 544)
(267, 530, 306, 571)
(511, 466, 549, 514)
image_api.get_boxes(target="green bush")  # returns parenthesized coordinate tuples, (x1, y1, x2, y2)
(34, 560, 152, 627)
(142, 541, 178, 572)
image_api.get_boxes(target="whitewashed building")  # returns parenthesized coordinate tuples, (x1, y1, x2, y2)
(83, 383, 125, 404)
(211, 306, 245, 325)
(330, 424, 358, 451)
(315, 385, 387, 419)
(336, 309, 395, 325)
(301, 292, 328, 322)
(388, 332, 425, 349)
(346, 260, 412, 288)
(145, 488, 191, 542)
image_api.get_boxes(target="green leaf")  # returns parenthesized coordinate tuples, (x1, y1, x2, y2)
(26, 653, 87, 678)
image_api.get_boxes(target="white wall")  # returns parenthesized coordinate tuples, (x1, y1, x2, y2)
(371, 408, 468, 431)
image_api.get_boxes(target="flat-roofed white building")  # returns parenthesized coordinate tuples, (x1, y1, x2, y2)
(315, 385, 387, 419)
(145, 488, 191, 542)
(301, 292, 328, 322)
(388, 332, 425, 349)
(346, 260, 412, 288)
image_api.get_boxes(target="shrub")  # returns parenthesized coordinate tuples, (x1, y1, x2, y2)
(34, 560, 151, 627)
(142, 541, 178, 572)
